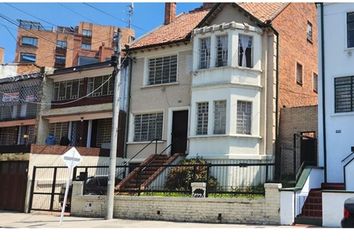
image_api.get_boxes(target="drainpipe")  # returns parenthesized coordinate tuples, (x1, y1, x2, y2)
(320, 3, 327, 183)
(267, 24, 280, 180)
(123, 54, 133, 158)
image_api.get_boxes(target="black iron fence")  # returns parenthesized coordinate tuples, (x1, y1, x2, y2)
(77, 162, 275, 196)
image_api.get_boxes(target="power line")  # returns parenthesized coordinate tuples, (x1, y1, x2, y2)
(0, 21, 17, 41)
(5, 3, 58, 27)
(57, 3, 96, 24)
(83, 3, 145, 32)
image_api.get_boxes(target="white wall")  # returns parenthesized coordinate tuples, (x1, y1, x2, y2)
(0, 64, 17, 79)
(323, 191, 354, 227)
(280, 168, 324, 225)
(318, 3, 354, 183)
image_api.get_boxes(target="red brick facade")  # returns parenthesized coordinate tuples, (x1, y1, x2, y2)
(273, 3, 318, 109)
(15, 22, 134, 68)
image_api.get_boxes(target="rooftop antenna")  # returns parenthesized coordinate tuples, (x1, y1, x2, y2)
(127, 2, 134, 29)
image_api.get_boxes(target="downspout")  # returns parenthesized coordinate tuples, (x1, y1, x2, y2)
(123, 53, 133, 158)
(320, 3, 327, 183)
(267, 24, 280, 180)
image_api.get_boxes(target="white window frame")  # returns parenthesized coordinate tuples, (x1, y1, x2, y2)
(213, 100, 226, 134)
(133, 112, 164, 142)
(196, 102, 209, 135)
(147, 55, 178, 86)
(236, 100, 252, 135)
(199, 37, 211, 69)
(215, 34, 228, 67)
(238, 34, 254, 68)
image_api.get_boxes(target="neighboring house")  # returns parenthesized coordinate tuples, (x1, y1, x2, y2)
(14, 19, 134, 68)
(126, 3, 317, 178)
(0, 71, 44, 145)
(280, 3, 354, 227)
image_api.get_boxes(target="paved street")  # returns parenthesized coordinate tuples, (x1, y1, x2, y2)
(0, 211, 317, 228)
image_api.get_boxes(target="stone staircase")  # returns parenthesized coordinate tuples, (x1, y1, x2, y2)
(295, 183, 345, 226)
(115, 153, 180, 193)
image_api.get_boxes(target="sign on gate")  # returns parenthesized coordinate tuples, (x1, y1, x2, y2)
(60, 147, 82, 224)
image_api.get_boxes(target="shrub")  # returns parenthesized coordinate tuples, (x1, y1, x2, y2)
(164, 157, 218, 191)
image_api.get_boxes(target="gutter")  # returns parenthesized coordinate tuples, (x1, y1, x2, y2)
(320, 3, 327, 183)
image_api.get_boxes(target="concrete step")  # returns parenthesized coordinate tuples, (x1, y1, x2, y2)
(295, 216, 322, 226)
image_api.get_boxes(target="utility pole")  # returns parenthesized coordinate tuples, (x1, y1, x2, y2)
(106, 29, 121, 220)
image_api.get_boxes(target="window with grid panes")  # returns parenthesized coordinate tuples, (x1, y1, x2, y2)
(215, 35, 228, 67)
(53, 79, 84, 101)
(199, 37, 211, 69)
(87, 75, 113, 97)
(335, 76, 354, 113)
(196, 102, 209, 135)
(148, 55, 177, 85)
(134, 113, 163, 142)
(237, 101, 252, 135)
(347, 12, 354, 48)
(49, 122, 69, 143)
(213, 100, 226, 134)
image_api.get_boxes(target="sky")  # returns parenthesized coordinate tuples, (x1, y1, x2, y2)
(0, 2, 202, 63)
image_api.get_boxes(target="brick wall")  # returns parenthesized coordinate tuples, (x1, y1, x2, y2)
(272, 3, 318, 109)
(15, 23, 134, 68)
(71, 182, 282, 225)
(279, 105, 318, 176)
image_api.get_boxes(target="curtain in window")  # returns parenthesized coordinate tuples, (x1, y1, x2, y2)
(239, 35, 252, 67)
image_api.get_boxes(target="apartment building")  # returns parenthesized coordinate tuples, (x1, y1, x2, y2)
(14, 19, 134, 68)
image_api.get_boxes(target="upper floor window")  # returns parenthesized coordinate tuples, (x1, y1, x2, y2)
(81, 43, 91, 50)
(53, 79, 85, 101)
(148, 55, 177, 85)
(22, 37, 38, 47)
(82, 29, 92, 37)
(334, 76, 354, 113)
(56, 40, 67, 49)
(55, 55, 66, 64)
(134, 113, 163, 142)
(20, 53, 36, 63)
(238, 34, 253, 68)
(313, 73, 318, 93)
(87, 75, 113, 97)
(215, 35, 228, 67)
(78, 56, 98, 66)
(307, 21, 313, 43)
(196, 102, 209, 135)
(347, 12, 354, 48)
(236, 101, 252, 135)
(213, 100, 226, 134)
(199, 37, 211, 69)
(296, 62, 303, 86)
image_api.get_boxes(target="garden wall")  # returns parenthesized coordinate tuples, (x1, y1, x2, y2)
(71, 182, 281, 225)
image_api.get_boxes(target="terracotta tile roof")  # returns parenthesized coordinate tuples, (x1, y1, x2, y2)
(130, 3, 289, 50)
(238, 2, 289, 23)
(130, 9, 209, 50)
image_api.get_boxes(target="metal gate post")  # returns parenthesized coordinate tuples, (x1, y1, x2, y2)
(28, 166, 37, 213)
(49, 167, 57, 211)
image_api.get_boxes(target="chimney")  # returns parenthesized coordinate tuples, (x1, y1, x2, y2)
(0, 47, 4, 64)
(164, 3, 176, 25)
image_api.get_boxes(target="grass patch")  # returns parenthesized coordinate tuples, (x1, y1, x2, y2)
(133, 191, 264, 199)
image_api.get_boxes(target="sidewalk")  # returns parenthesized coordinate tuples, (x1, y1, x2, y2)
(0, 211, 317, 228)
